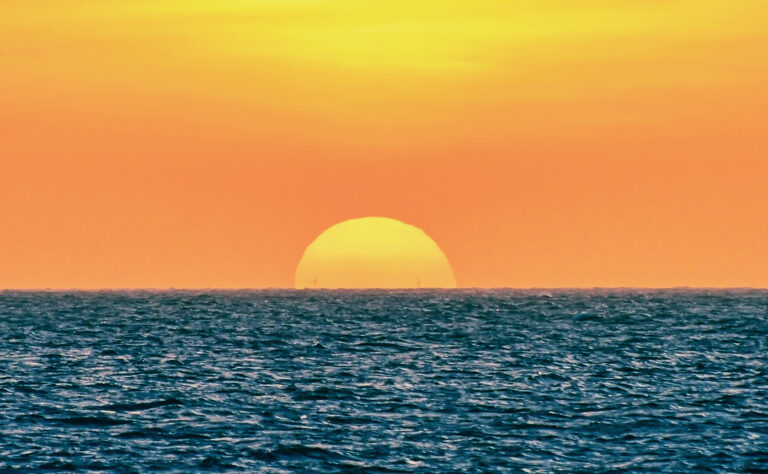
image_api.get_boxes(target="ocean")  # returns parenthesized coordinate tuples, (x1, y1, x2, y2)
(1, 290, 766, 472)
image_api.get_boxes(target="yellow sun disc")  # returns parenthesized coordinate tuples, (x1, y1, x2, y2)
(295, 217, 456, 289)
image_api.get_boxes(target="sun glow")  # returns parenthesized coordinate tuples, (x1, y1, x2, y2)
(295, 217, 456, 289)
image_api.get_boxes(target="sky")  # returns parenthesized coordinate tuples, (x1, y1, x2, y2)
(1, 0, 767, 289)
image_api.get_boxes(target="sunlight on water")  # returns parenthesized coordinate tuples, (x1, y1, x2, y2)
(1, 290, 767, 470)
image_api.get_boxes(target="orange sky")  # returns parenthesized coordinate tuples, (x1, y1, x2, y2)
(2, 0, 767, 289)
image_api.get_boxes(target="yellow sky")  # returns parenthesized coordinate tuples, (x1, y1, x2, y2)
(2, 1, 767, 288)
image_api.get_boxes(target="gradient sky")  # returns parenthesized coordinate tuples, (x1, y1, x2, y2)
(2, 0, 767, 289)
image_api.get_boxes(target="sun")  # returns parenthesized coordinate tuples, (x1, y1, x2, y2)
(295, 217, 456, 289)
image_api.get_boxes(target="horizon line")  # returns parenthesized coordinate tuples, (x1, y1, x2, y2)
(2, 287, 767, 292)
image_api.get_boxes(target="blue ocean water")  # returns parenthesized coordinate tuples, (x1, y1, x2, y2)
(1, 290, 767, 472)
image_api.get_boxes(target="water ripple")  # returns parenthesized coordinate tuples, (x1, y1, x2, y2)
(0, 289, 767, 471)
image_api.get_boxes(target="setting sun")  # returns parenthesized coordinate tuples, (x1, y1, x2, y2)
(295, 217, 456, 289)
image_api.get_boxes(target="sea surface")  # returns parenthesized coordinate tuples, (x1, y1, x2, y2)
(1, 290, 767, 472)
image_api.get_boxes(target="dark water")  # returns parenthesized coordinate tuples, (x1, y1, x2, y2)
(1, 290, 767, 472)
